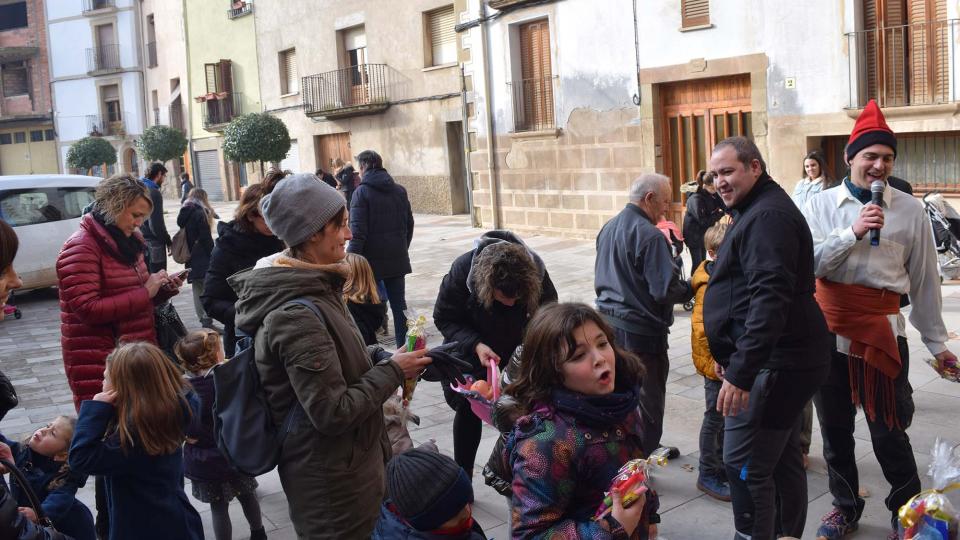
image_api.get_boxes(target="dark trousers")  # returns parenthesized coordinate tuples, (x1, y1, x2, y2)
(611, 328, 669, 456)
(379, 276, 408, 348)
(724, 367, 827, 540)
(95, 475, 108, 539)
(688, 239, 706, 273)
(699, 376, 725, 478)
(146, 241, 167, 273)
(814, 336, 919, 528)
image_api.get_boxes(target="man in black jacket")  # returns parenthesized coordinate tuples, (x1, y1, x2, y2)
(595, 173, 693, 457)
(140, 162, 171, 273)
(703, 137, 830, 540)
(348, 150, 415, 348)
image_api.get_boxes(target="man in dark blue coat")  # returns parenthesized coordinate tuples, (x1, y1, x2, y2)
(347, 150, 415, 347)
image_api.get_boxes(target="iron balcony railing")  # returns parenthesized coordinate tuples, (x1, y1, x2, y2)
(302, 64, 391, 117)
(846, 18, 958, 108)
(169, 101, 184, 132)
(86, 44, 122, 73)
(201, 92, 242, 130)
(146, 42, 157, 68)
(228, 2, 253, 19)
(509, 76, 556, 132)
(82, 0, 114, 13)
(86, 114, 125, 136)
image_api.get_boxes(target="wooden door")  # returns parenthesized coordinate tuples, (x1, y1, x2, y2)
(660, 75, 752, 224)
(315, 133, 352, 172)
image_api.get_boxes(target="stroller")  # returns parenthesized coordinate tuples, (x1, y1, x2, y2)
(656, 219, 695, 311)
(922, 192, 960, 280)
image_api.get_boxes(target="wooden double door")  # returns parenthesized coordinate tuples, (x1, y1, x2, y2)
(315, 132, 351, 173)
(661, 75, 753, 224)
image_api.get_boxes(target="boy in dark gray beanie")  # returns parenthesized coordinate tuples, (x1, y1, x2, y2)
(372, 446, 488, 539)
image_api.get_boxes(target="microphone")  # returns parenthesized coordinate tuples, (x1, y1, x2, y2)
(870, 180, 884, 247)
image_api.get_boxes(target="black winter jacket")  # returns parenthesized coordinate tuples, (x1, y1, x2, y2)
(433, 231, 558, 374)
(347, 168, 414, 280)
(348, 299, 387, 346)
(595, 204, 693, 338)
(0, 486, 66, 540)
(175, 203, 214, 283)
(703, 174, 831, 390)
(682, 190, 725, 247)
(201, 220, 285, 356)
(140, 179, 170, 246)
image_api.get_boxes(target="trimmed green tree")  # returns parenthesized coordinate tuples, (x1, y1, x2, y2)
(135, 125, 188, 163)
(222, 112, 291, 176)
(66, 136, 117, 175)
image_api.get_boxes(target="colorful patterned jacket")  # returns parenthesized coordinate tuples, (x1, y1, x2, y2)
(508, 405, 659, 539)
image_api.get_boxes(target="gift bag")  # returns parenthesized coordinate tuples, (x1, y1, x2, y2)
(401, 310, 428, 406)
(899, 438, 960, 539)
(449, 361, 501, 426)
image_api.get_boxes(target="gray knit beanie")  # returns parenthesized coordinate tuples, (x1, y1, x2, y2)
(259, 173, 346, 247)
(386, 447, 473, 531)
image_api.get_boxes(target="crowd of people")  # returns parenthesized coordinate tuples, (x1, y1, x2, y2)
(0, 99, 957, 540)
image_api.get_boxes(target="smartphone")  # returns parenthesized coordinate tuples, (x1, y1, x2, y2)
(173, 269, 189, 280)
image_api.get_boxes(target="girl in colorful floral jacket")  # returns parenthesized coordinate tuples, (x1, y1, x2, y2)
(504, 302, 660, 539)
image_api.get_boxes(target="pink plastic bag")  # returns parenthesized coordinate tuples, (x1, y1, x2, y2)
(449, 362, 501, 426)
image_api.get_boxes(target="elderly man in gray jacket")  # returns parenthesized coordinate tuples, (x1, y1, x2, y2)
(595, 173, 693, 456)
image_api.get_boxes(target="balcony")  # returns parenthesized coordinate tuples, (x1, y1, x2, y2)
(302, 64, 391, 120)
(169, 101, 184, 132)
(509, 76, 556, 132)
(201, 92, 242, 130)
(82, 0, 115, 14)
(86, 114, 125, 137)
(146, 42, 157, 68)
(846, 19, 958, 108)
(228, 2, 253, 19)
(86, 44, 122, 74)
(487, 0, 538, 9)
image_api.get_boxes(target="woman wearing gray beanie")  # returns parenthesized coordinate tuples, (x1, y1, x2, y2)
(229, 173, 432, 538)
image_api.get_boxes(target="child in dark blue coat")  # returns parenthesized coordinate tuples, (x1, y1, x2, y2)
(176, 330, 266, 540)
(69, 342, 204, 540)
(1, 415, 95, 540)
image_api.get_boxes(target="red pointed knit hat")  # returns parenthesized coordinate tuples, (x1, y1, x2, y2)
(846, 99, 897, 160)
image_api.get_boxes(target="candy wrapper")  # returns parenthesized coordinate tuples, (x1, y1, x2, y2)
(926, 356, 960, 383)
(593, 451, 669, 521)
(402, 311, 428, 407)
(898, 438, 960, 539)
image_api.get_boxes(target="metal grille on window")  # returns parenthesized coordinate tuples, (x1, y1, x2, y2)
(429, 5, 457, 66)
(514, 19, 554, 132)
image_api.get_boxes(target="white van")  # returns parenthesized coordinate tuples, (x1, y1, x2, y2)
(0, 175, 100, 290)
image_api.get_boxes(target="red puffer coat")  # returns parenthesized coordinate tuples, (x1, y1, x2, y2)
(57, 214, 173, 409)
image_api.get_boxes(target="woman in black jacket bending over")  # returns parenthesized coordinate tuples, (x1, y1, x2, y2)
(433, 230, 557, 476)
(201, 173, 286, 357)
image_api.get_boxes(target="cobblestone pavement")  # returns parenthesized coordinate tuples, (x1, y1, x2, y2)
(2, 199, 959, 539)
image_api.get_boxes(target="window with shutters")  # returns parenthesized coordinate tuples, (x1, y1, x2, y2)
(203, 60, 234, 94)
(852, 0, 953, 107)
(513, 19, 554, 132)
(681, 0, 710, 29)
(279, 49, 298, 95)
(201, 60, 238, 129)
(1, 61, 29, 97)
(426, 5, 457, 67)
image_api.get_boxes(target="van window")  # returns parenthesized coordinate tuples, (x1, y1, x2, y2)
(0, 187, 96, 227)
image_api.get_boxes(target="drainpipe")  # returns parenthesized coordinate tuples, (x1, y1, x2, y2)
(479, 0, 501, 229)
(181, 0, 198, 186)
(459, 64, 475, 223)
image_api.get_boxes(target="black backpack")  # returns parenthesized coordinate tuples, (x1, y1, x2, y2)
(212, 298, 323, 476)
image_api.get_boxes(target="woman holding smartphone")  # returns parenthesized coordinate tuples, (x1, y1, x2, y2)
(56, 173, 184, 539)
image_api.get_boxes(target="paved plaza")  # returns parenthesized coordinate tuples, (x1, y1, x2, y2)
(2, 200, 960, 539)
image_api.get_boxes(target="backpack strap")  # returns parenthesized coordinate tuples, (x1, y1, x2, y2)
(275, 298, 327, 436)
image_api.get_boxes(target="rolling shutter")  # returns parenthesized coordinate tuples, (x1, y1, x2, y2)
(195, 150, 224, 202)
(280, 139, 299, 172)
(281, 49, 298, 94)
(681, 0, 710, 28)
(429, 5, 457, 66)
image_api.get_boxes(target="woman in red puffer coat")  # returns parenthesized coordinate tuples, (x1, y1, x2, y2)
(57, 174, 183, 410)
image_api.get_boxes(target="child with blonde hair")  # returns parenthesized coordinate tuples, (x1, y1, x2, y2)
(690, 217, 731, 502)
(344, 253, 387, 345)
(176, 329, 266, 540)
(1, 415, 95, 540)
(68, 342, 203, 540)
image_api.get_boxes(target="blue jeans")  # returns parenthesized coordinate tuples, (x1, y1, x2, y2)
(379, 276, 408, 348)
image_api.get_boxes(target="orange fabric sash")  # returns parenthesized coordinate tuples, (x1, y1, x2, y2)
(815, 278, 902, 428)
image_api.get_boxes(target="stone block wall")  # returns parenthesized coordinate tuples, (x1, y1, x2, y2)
(397, 175, 455, 215)
(470, 107, 644, 239)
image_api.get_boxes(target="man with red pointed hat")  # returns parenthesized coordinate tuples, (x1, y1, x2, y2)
(802, 99, 957, 540)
